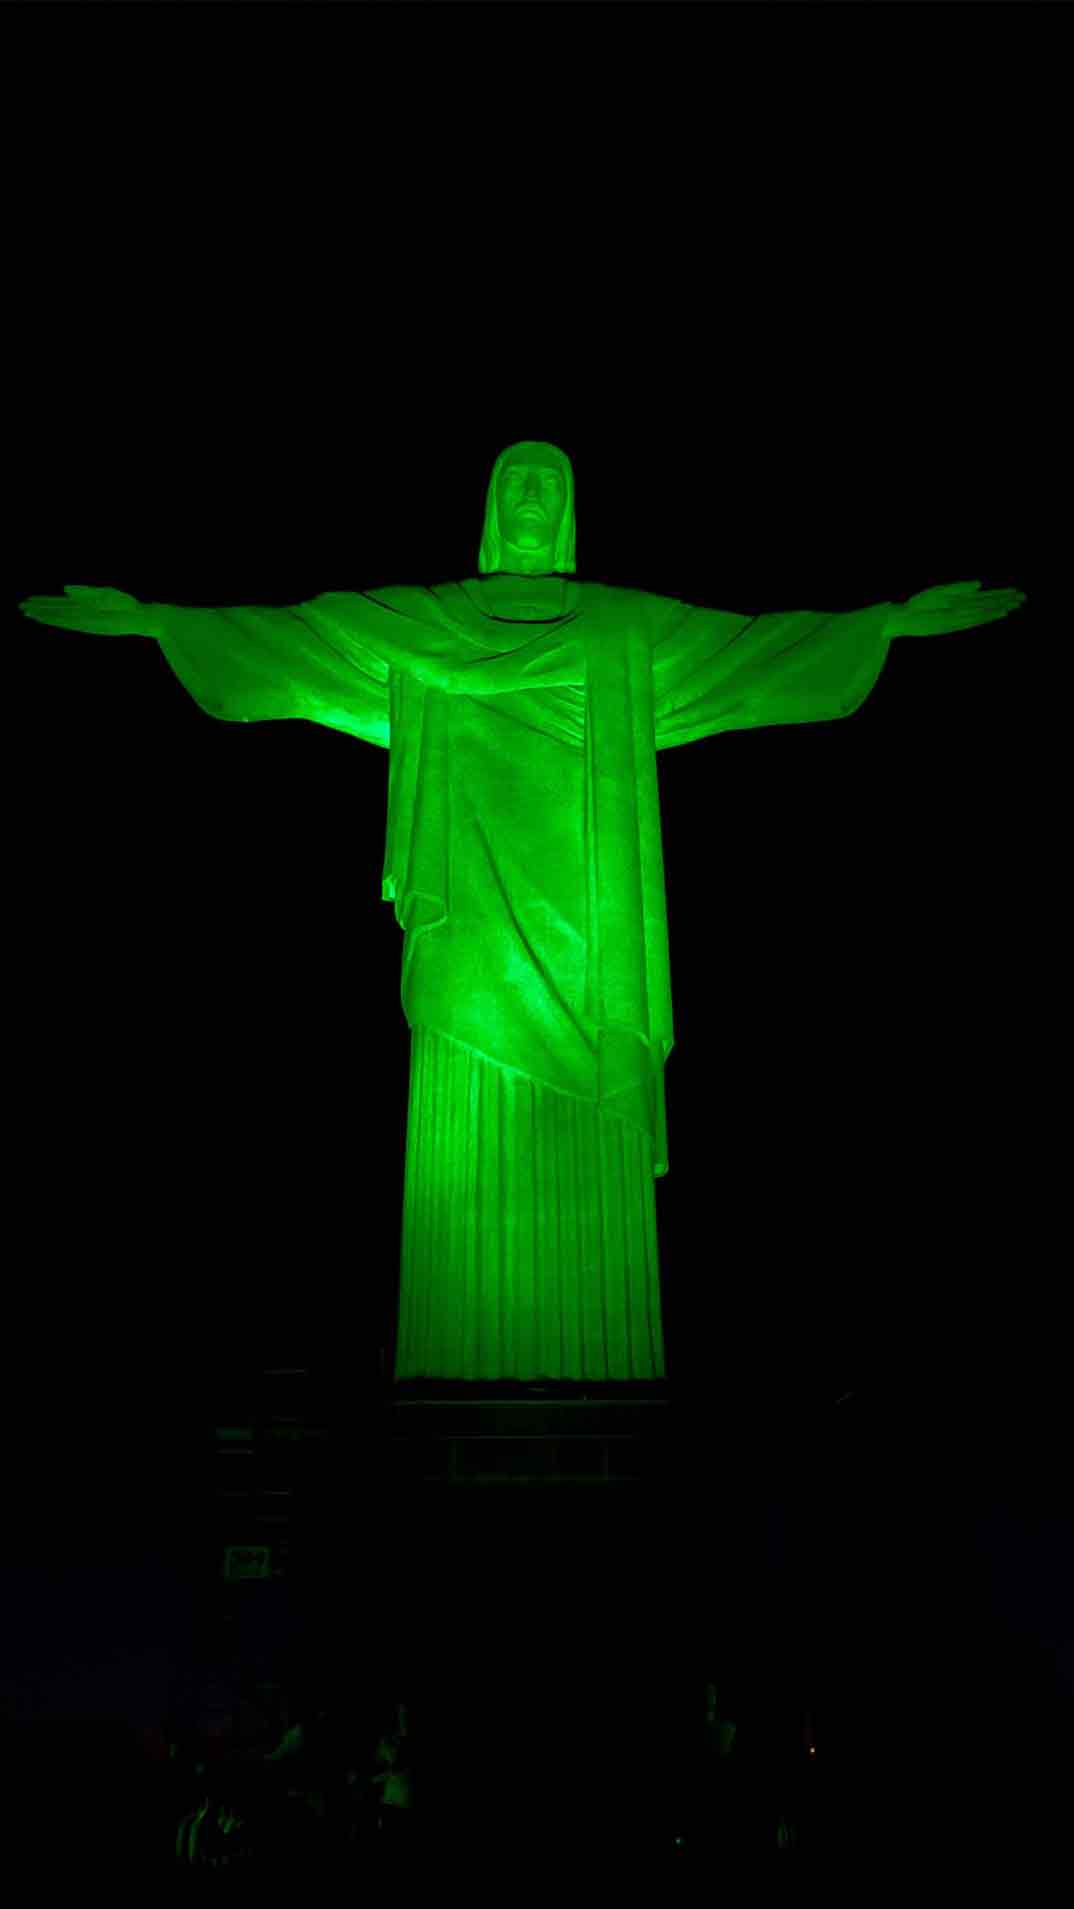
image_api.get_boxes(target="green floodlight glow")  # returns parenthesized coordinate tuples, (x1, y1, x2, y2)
(21, 445, 1025, 1382)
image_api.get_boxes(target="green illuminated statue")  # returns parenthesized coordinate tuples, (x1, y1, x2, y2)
(21, 444, 1025, 1383)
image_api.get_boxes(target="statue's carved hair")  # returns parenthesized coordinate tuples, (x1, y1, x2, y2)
(478, 440, 577, 576)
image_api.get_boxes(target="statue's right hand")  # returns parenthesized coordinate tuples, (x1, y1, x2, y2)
(19, 585, 162, 639)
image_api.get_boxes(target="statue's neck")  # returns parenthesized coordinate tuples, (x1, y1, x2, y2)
(499, 539, 555, 577)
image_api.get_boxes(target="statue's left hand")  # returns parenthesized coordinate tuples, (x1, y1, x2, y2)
(886, 580, 1027, 639)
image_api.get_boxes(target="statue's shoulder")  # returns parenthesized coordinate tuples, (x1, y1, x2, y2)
(359, 581, 431, 611)
(313, 581, 430, 620)
(583, 578, 681, 610)
(572, 579, 650, 623)
(585, 581, 689, 634)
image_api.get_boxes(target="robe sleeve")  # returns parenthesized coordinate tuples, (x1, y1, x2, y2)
(151, 584, 463, 750)
(651, 596, 896, 751)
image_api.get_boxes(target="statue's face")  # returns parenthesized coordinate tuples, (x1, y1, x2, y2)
(496, 455, 566, 571)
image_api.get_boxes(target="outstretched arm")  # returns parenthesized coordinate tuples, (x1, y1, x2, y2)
(19, 582, 467, 750)
(882, 579, 1027, 639)
(652, 596, 895, 750)
(651, 579, 1026, 752)
(19, 583, 393, 746)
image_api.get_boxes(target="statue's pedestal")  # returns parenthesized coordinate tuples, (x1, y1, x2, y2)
(373, 1380, 703, 1856)
(384, 1380, 675, 1490)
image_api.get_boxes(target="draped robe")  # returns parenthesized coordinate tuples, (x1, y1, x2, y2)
(153, 572, 893, 1380)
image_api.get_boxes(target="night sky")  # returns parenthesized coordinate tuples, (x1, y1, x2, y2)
(4, 1, 1068, 1865)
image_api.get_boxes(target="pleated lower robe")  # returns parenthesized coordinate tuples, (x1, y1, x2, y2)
(393, 1025, 665, 1382)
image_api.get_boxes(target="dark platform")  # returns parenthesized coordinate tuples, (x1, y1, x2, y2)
(386, 1380, 676, 1489)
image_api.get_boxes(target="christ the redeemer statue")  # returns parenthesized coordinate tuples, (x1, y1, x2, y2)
(21, 442, 1025, 1384)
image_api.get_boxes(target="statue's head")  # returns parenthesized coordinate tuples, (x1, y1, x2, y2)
(478, 440, 576, 576)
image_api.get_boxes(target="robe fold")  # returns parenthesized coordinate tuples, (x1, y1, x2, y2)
(154, 576, 893, 1380)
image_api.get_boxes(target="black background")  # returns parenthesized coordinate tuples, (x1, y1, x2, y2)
(4, 0, 1069, 1872)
